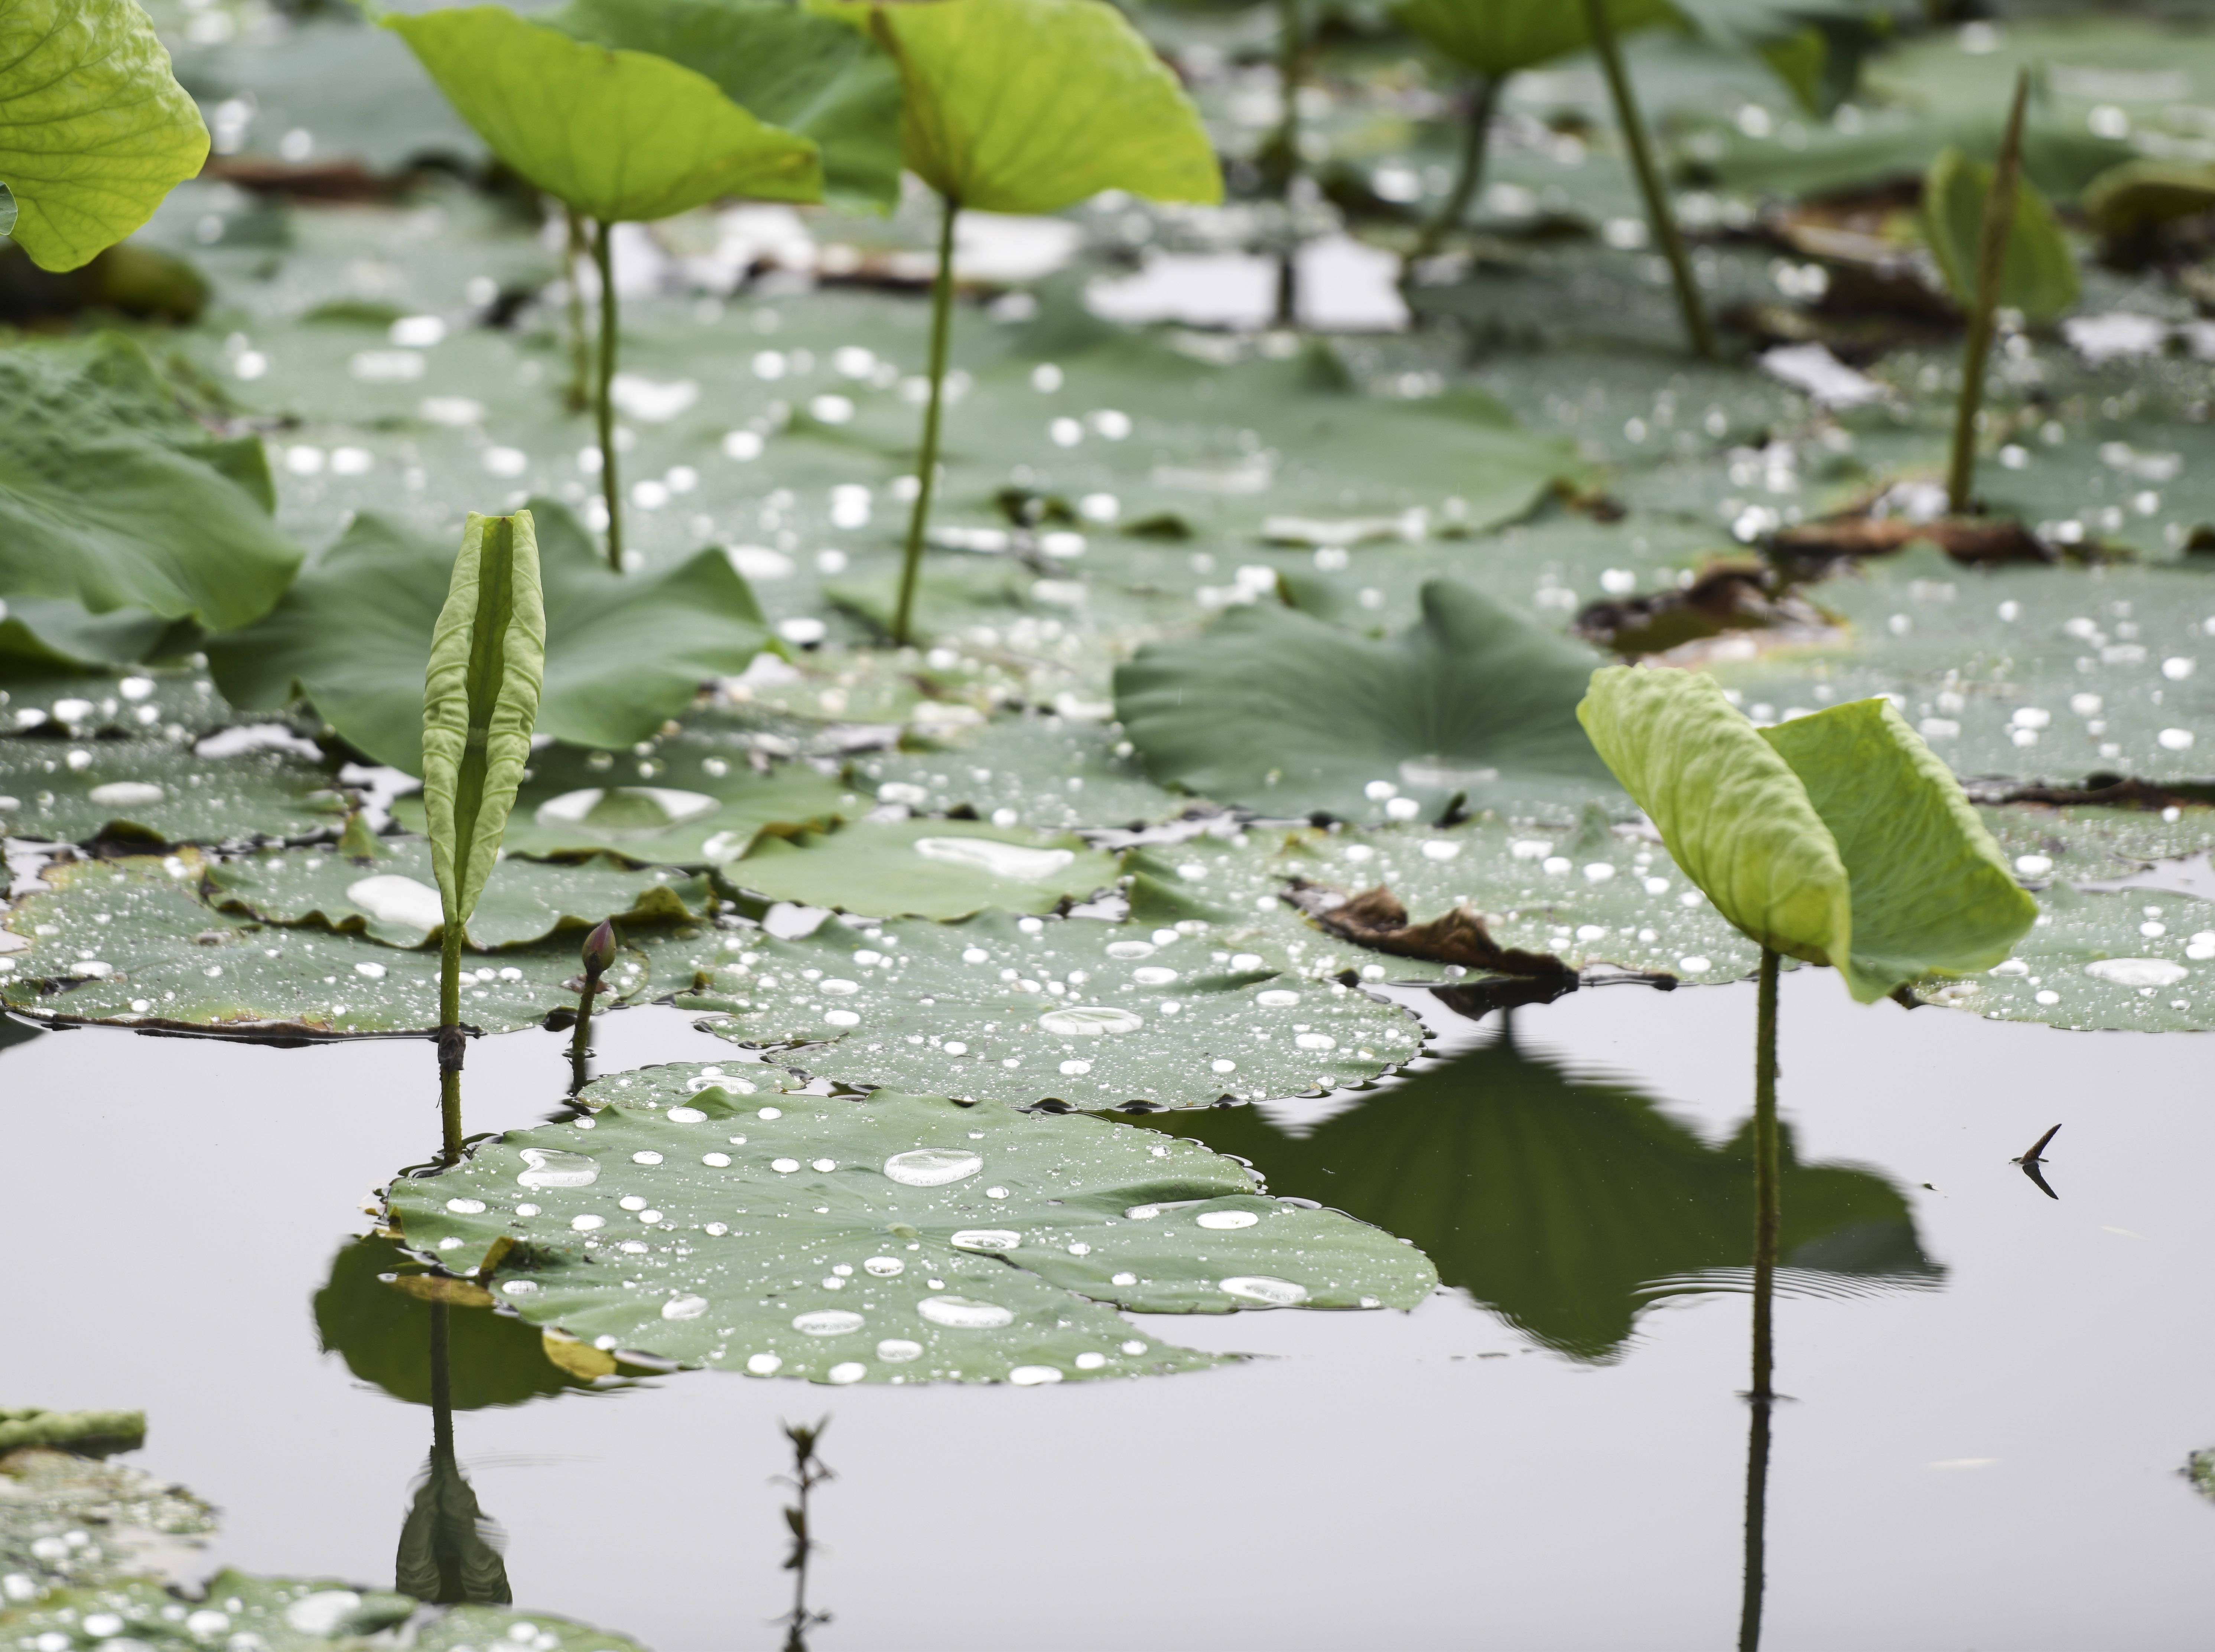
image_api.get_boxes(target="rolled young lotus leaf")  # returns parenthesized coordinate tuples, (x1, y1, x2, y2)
(1578, 666, 2036, 1002)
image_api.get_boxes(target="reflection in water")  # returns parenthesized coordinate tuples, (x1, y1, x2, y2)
(395, 1300, 513, 1606)
(1135, 1012, 1943, 1361)
(776, 1418, 834, 1651)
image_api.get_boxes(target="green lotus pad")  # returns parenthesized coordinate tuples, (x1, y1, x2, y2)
(203, 840, 716, 949)
(683, 908, 1428, 1106)
(0, 736, 343, 848)
(384, 1066, 1437, 1386)
(722, 818, 1121, 919)
(0, 854, 727, 1035)
(1, 1444, 213, 1598)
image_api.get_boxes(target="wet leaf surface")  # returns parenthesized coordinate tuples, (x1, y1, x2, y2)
(385, 1064, 1437, 1384)
(685, 907, 1427, 1105)
(0, 1447, 214, 1596)
(722, 817, 1120, 919)
(0, 736, 342, 848)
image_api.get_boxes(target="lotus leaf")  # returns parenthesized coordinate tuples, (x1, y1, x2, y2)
(0, 0, 208, 271)
(550, 0, 902, 212)
(723, 818, 1120, 919)
(685, 907, 1426, 1106)
(1578, 667, 2037, 1001)
(208, 504, 777, 774)
(1115, 579, 1621, 822)
(384, 1066, 1437, 1384)
(1923, 145, 2081, 323)
(835, 0, 1220, 214)
(856, 714, 1189, 832)
(1393, 0, 1677, 78)
(205, 842, 715, 950)
(0, 855, 725, 1035)
(383, 6, 821, 220)
(0, 1445, 214, 1597)
(0, 335, 298, 633)
(1145, 1027, 1939, 1361)
(0, 737, 343, 849)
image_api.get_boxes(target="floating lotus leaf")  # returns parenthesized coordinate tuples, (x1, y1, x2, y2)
(205, 842, 716, 950)
(397, 737, 850, 867)
(0, 667, 241, 739)
(1580, 669, 2037, 1002)
(207, 504, 777, 775)
(855, 714, 1190, 832)
(834, 0, 1220, 215)
(1143, 1025, 1941, 1362)
(0, 737, 343, 849)
(550, 0, 901, 212)
(1115, 580, 1621, 822)
(0, 335, 299, 634)
(684, 907, 1426, 1106)
(0, 855, 725, 1035)
(384, 5, 820, 221)
(722, 818, 1120, 919)
(0, 0, 208, 271)
(383, 1065, 1437, 1385)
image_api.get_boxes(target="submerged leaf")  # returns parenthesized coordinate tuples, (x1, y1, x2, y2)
(686, 907, 1427, 1107)
(836, 0, 1220, 214)
(1578, 668, 2036, 1001)
(385, 1066, 1437, 1385)
(1115, 579, 1620, 821)
(423, 514, 546, 938)
(1923, 145, 2081, 322)
(0, 0, 208, 270)
(0, 335, 299, 631)
(384, 5, 821, 219)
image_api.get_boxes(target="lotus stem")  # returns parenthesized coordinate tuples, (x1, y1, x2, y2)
(1582, 0, 1714, 360)
(1271, 0, 1305, 326)
(1408, 73, 1502, 271)
(563, 204, 591, 415)
(429, 1299, 454, 1464)
(1946, 69, 2032, 515)
(892, 195, 959, 648)
(1738, 942, 1781, 1652)
(439, 925, 465, 1160)
(592, 217, 624, 573)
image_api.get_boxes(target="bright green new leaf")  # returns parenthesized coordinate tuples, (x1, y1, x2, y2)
(1923, 144, 2081, 323)
(207, 503, 778, 774)
(1392, 0, 1676, 79)
(1577, 667, 2036, 1002)
(1115, 579, 1621, 822)
(0, 334, 299, 631)
(551, 0, 902, 212)
(383, 5, 822, 220)
(0, 0, 209, 271)
(835, 0, 1221, 213)
(422, 512, 546, 937)
(384, 1066, 1437, 1385)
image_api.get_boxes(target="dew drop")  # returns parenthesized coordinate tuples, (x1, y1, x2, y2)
(1038, 1005, 1143, 1035)
(1219, 1275, 1309, 1305)
(1105, 940, 1156, 960)
(747, 1353, 783, 1375)
(1008, 1366, 1063, 1386)
(1196, 1209, 1260, 1229)
(950, 1229, 1021, 1251)
(667, 1106, 707, 1123)
(865, 1256, 905, 1276)
(517, 1148, 599, 1190)
(793, 1309, 866, 1336)
(632, 1151, 664, 1165)
(1075, 1352, 1108, 1370)
(827, 1361, 868, 1384)
(882, 1147, 983, 1186)
(663, 1294, 709, 1320)
(917, 1295, 1015, 1329)
(876, 1338, 923, 1362)
(445, 1197, 486, 1214)
(1256, 988, 1300, 1007)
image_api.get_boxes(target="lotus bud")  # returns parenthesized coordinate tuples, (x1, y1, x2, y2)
(581, 918, 617, 979)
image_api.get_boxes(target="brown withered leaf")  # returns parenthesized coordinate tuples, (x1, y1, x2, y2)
(1287, 881, 1571, 978)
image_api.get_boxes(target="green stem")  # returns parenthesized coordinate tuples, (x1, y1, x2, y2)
(1947, 69, 2032, 515)
(439, 925, 463, 1161)
(1739, 943, 1782, 1652)
(569, 970, 601, 1066)
(892, 196, 959, 649)
(1271, 0, 1305, 327)
(1582, 0, 1714, 360)
(592, 217, 624, 573)
(563, 204, 591, 415)
(1408, 74, 1502, 269)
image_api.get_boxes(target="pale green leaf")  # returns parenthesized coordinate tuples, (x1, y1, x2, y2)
(0, 0, 208, 271)
(0, 334, 299, 631)
(423, 512, 546, 933)
(1922, 144, 2081, 323)
(383, 4, 822, 221)
(551, 0, 902, 213)
(837, 0, 1220, 214)
(724, 818, 1120, 919)
(1392, 0, 1676, 79)
(1115, 580, 1620, 822)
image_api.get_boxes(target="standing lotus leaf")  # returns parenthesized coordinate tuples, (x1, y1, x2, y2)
(1577, 666, 2037, 1001)
(383, 1067, 1438, 1385)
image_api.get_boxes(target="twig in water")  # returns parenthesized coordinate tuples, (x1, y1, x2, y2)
(776, 1417, 835, 1651)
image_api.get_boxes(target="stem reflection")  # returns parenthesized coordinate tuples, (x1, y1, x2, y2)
(396, 1300, 513, 1606)
(1739, 946, 1781, 1652)
(777, 1417, 834, 1651)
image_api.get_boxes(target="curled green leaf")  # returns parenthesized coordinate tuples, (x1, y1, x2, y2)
(1923, 144, 2080, 322)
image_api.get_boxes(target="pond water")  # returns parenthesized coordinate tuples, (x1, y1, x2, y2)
(9, 974, 2208, 1650)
